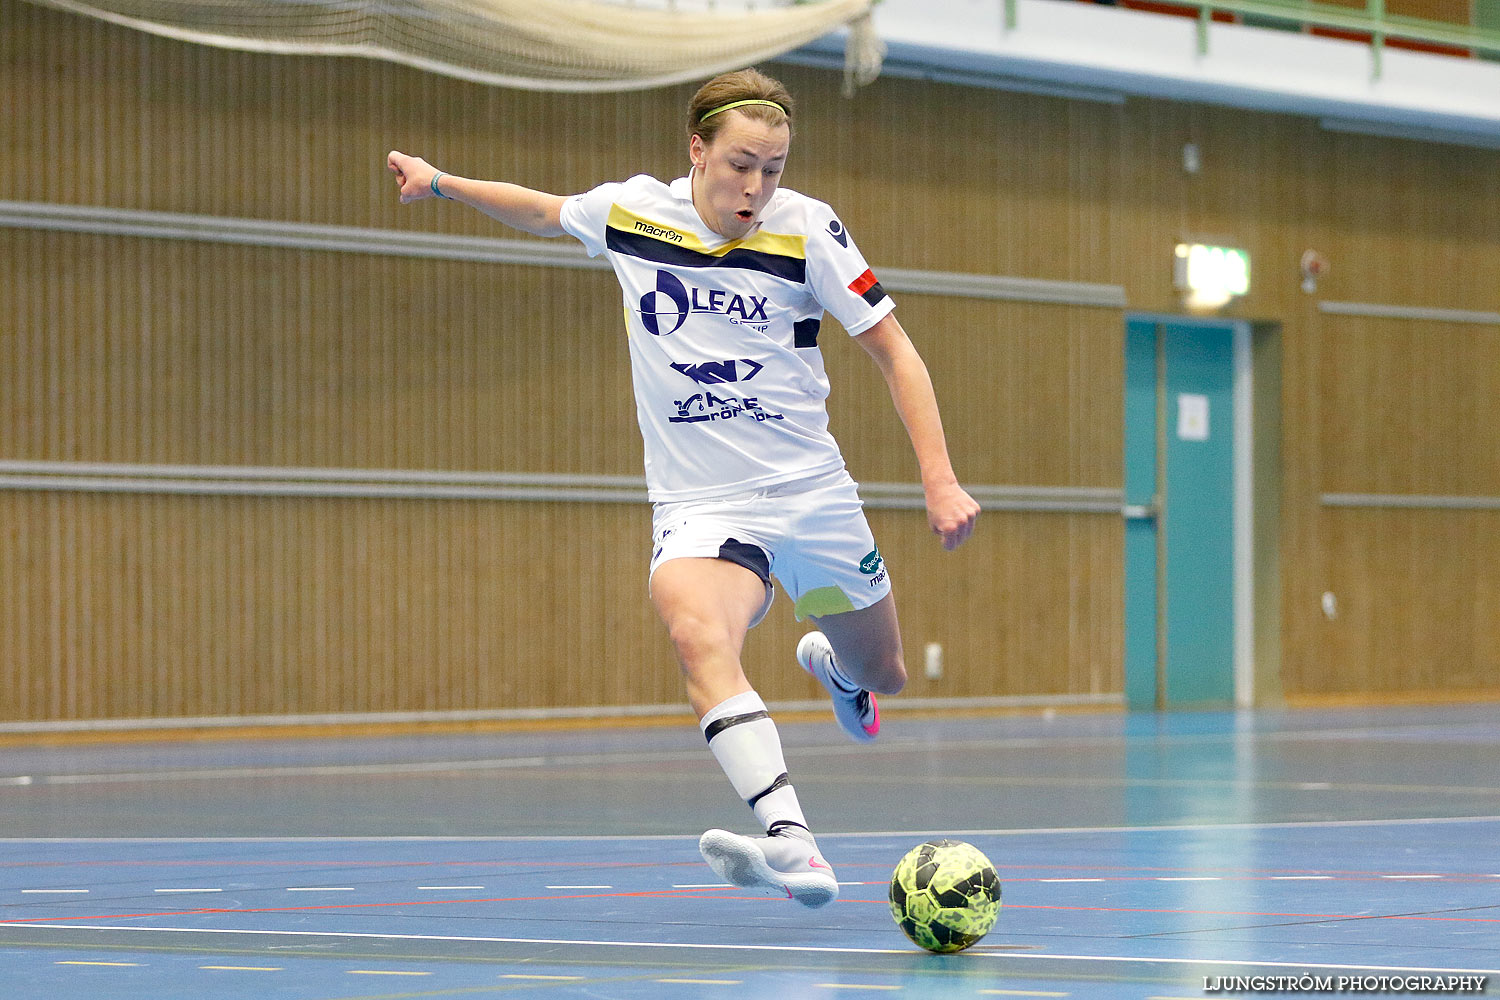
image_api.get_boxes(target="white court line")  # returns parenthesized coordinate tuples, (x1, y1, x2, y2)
(5, 923, 1497, 977)
(1270, 876, 1331, 880)
(675, 880, 882, 888)
(1380, 874, 1443, 879)
(20, 889, 90, 894)
(3, 815, 1497, 844)
(286, 887, 354, 892)
(11, 729, 1500, 786)
(1155, 877, 1220, 882)
(154, 888, 223, 893)
(417, 886, 486, 891)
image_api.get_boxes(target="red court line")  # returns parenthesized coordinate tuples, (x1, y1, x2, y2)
(843, 898, 1500, 924)
(7, 890, 1499, 927)
(990, 862, 1497, 878)
(0, 859, 696, 868)
(0, 886, 744, 925)
(1002, 904, 1500, 924)
(7, 858, 1488, 879)
(1000, 875, 1500, 884)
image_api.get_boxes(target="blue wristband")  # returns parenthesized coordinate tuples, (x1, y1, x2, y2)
(430, 172, 451, 199)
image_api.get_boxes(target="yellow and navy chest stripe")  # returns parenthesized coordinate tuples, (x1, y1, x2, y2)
(605, 204, 808, 282)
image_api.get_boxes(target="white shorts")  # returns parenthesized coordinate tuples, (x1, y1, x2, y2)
(648, 469, 893, 627)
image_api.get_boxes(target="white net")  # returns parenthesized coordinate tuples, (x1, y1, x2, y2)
(23, 0, 885, 92)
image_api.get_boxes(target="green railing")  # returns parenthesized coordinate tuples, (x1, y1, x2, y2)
(1005, 0, 1500, 76)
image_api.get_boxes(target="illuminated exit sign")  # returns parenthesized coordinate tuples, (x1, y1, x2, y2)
(1175, 243, 1250, 309)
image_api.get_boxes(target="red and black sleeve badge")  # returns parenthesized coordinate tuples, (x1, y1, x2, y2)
(847, 268, 888, 307)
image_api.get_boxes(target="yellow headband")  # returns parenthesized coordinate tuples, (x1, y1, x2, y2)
(698, 99, 786, 123)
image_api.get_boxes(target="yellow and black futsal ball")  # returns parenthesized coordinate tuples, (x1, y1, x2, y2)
(888, 839, 1003, 953)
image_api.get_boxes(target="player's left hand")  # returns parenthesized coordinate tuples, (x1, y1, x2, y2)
(925, 482, 980, 550)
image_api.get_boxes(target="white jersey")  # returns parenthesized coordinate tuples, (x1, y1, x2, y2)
(559, 173, 895, 502)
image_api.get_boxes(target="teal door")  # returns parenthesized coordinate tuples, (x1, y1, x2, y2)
(1124, 317, 1242, 710)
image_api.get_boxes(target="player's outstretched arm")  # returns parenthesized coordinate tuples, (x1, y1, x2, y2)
(854, 314, 980, 551)
(386, 150, 567, 238)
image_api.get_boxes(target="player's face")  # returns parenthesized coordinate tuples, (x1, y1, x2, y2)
(690, 113, 790, 239)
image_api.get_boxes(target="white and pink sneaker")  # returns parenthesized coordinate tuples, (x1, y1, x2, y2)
(698, 825, 839, 908)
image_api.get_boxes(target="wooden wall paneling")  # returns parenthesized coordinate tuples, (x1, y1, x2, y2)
(8, 0, 1500, 719)
(1325, 132, 1498, 308)
(0, 493, 683, 721)
(821, 299, 1123, 489)
(1319, 316, 1500, 497)
(1301, 140, 1498, 696)
(843, 509, 1124, 701)
(1268, 187, 1335, 700)
(772, 69, 1123, 284)
(1322, 508, 1500, 695)
(2, 228, 644, 475)
(0, 489, 1121, 721)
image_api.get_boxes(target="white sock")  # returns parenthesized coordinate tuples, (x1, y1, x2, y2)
(825, 650, 861, 694)
(807, 633, 860, 694)
(700, 690, 810, 835)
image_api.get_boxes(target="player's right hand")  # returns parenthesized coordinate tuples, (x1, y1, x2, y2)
(387, 150, 438, 204)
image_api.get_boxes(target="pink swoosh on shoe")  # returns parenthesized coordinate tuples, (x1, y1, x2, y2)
(808, 856, 831, 871)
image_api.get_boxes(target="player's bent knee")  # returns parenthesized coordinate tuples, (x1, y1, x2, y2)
(665, 614, 735, 671)
(871, 657, 908, 696)
(838, 648, 906, 695)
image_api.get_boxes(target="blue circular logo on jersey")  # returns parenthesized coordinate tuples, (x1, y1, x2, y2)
(640, 270, 689, 337)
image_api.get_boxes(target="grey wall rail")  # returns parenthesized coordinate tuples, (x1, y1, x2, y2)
(0, 200, 1127, 308)
(0, 461, 1124, 514)
(1323, 492, 1500, 511)
(1319, 301, 1500, 325)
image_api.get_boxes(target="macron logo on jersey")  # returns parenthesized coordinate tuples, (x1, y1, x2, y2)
(633, 219, 684, 243)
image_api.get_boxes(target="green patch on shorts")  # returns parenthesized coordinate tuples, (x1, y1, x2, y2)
(793, 585, 856, 621)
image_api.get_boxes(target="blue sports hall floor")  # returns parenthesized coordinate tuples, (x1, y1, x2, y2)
(2, 704, 1497, 999)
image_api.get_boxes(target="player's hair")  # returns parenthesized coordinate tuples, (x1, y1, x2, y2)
(688, 68, 794, 146)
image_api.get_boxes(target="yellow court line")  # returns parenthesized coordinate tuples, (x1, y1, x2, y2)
(201, 965, 283, 971)
(815, 986, 902, 992)
(499, 974, 585, 980)
(56, 961, 142, 967)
